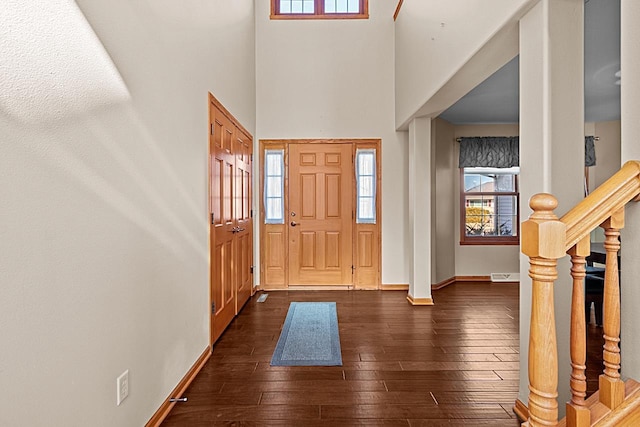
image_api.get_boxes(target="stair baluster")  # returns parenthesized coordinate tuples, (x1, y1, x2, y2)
(599, 211, 625, 410)
(566, 237, 590, 426)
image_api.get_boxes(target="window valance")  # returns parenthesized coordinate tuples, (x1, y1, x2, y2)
(458, 136, 597, 168)
(585, 136, 596, 167)
(458, 137, 519, 168)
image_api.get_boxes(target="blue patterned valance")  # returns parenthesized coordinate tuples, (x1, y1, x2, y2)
(458, 136, 597, 168)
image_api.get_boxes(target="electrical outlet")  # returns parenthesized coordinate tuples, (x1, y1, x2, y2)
(116, 370, 129, 406)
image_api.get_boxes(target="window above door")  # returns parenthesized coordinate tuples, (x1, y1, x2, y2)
(270, 0, 369, 20)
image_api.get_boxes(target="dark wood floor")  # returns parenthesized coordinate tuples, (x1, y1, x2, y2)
(161, 282, 605, 426)
(586, 309, 606, 397)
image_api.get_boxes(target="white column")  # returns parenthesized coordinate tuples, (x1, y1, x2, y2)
(407, 117, 433, 305)
(518, 0, 584, 416)
(620, 0, 640, 379)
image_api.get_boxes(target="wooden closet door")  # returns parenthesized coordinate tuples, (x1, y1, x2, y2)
(210, 105, 237, 344)
(209, 94, 254, 345)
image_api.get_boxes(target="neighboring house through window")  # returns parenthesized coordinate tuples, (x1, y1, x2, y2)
(460, 167, 519, 245)
(457, 134, 593, 245)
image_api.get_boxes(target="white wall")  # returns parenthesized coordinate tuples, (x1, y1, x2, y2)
(453, 124, 521, 276)
(0, 1, 255, 425)
(591, 120, 622, 189)
(255, 0, 408, 285)
(620, 0, 640, 382)
(394, 0, 533, 128)
(432, 119, 456, 283)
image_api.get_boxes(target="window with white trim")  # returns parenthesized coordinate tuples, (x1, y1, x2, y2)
(460, 167, 519, 245)
(356, 149, 376, 224)
(264, 150, 285, 224)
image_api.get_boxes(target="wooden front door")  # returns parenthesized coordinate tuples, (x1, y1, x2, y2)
(288, 143, 353, 286)
(209, 94, 253, 344)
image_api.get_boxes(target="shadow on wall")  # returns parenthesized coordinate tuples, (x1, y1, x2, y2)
(0, 0, 207, 260)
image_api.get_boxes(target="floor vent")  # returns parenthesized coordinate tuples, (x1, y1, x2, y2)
(257, 293, 268, 303)
(491, 273, 519, 282)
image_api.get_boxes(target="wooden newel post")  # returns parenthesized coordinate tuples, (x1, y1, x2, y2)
(522, 194, 567, 426)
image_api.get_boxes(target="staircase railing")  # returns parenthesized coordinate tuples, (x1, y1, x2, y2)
(523, 160, 640, 426)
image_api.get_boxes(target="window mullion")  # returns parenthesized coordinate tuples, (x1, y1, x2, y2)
(316, 0, 323, 15)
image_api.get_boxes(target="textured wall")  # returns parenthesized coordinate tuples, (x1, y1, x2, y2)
(0, 1, 255, 425)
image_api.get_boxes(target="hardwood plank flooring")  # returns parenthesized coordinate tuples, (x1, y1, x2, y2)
(586, 322, 606, 397)
(160, 282, 602, 426)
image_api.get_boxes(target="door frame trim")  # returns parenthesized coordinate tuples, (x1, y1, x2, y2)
(259, 138, 382, 290)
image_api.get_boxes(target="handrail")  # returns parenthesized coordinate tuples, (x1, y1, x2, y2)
(561, 161, 640, 250)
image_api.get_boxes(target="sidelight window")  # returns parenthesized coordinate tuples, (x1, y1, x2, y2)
(355, 149, 376, 224)
(264, 150, 285, 224)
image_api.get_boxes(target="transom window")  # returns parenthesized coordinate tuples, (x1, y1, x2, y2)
(271, 0, 368, 19)
(460, 167, 519, 245)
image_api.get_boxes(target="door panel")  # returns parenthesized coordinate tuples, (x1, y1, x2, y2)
(288, 143, 353, 285)
(358, 231, 374, 267)
(210, 108, 236, 343)
(326, 174, 341, 218)
(326, 232, 340, 267)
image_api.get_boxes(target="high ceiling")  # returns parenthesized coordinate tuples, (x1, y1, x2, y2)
(439, 0, 621, 125)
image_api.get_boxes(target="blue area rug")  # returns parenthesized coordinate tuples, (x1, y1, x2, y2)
(270, 302, 342, 366)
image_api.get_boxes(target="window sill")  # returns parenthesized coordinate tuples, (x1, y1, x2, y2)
(270, 13, 369, 20)
(460, 239, 520, 246)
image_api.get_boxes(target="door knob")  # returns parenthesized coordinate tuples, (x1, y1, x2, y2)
(290, 221, 298, 227)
